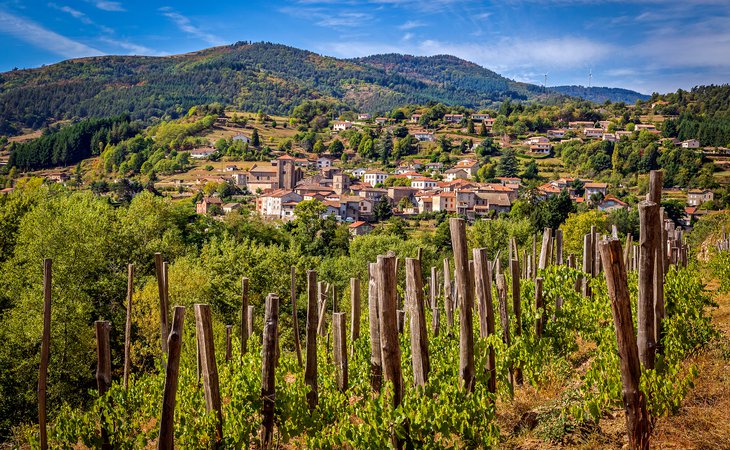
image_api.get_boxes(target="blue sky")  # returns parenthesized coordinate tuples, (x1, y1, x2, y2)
(1, 0, 729, 94)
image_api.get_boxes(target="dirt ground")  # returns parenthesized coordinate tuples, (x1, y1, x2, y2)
(500, 279, 730, 449)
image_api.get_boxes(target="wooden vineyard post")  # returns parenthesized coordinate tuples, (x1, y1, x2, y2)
(599, 239, 651, 450)
(443, 258, 455, 333)
(538, 228, 552, 270)
(305, 270, 319, 409)
(333, 312, 348, 391)
(582, 233, 593, 297)
(247, 306, 254, 341)
(510, 258, 523, 384)
(368, 263, 383, 392)
(430, 266, 438, 310)
(377, 255, 404, 406)
(397, 309, 406, 333)
(154, 253, 169, 355)
(535, 277, 544, 338)
(406, 258, 430, 387)
(240, 277, 249, 356)
(638, 201, 658, 370)
(158, 306, 185, 450)
(555, 229, 564, 266)
(624, 234, 633, 271)
(95, 320, 112, 450)
(350, 277, 361, 354)
(317, 282, 327, 337)
(473, 248, 497, 395)
(39, 259, 52, 450)
(531, 234, 537, 279)
(261, 294, 279, 449)
(291, 266, 303, 367)
(194, 304, 223, 445)
(495, 274, 513, 387)
(225, 325, 232, 362)
(124, 264, 134, 390)
(449, 218, 475, 392)
(649, 170, 665, 350)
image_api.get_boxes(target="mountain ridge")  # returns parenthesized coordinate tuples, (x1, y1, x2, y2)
(0, 41, 643, 135)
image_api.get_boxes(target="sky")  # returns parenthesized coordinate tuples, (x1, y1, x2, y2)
(1, 0, 729, 94)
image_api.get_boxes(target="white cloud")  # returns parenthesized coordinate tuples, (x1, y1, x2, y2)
(48, 3, 113, 32)
(160, 8, 226, 46)
(94, 1, 125, 12)
(0, 9, 104, 58)
(398, 20, 425, 30)
(97, 36, 165, 56)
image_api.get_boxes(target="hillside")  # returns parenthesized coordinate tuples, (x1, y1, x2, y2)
(551, 85, 650, 103)
(0, 42, 561, 135)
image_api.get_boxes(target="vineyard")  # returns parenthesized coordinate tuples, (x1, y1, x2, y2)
(5, 171, 722, 449)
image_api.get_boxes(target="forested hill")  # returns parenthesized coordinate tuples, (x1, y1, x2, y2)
(0, 42, 558, 135)
(550, 85, 650, 103)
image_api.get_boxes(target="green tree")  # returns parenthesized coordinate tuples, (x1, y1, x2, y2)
(496, 149, 519, 178)
(329, 139, 345, 157)
(521, 160, 539, 180)
(467, 119, 475, 134)
(251, 129, 260, 147)
(373, 195, 393, 221)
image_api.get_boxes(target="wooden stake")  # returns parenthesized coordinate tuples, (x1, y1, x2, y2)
(225, 325, 232, 362)
(240, 277, 249, 356)
(317, 281, 327, 336)
(638, 201, 658, 370)
(377, 255, 404, 406)
(305, 270, 318, 409)
(39, 259, 52, 450)
(538, 228, 552, 270)
(333, 312, 348, 391)
(473, 248, 497, 395)
(397, 310, 406, 333)
(158, 306, 185, 450)
(598, 239, 651, 450)
(535, 277, 544, 338)
(194, 304, 223, 445)
(449, 218, 475, 392)
(368, 263, 382, 392)
(582, 233, 592, 297)
(123, 264, 134, 390)
(95, 320, 112, 450)
(350, 277, 361, 352)
(406, 258, 430, 387)
(247, 305, 254, 341)
(510, 258, 523, 384)
(291, 266, 303, 367)
(154, 253, 169, 355)
(261, 294, 279, 449)
(443, 258, 454, 332)
(555, 229, 564, 265)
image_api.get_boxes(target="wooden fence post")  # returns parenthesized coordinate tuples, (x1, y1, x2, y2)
(599, 239, 651, 450)
(291, 266, 303, 367)
(531, 234, 537, 279)
(397, 309, 406, 334)
(582, 233, 592, 297)
(473, 248, 497, 396)
(260, 294, 279, 449)
(240, 277, 249, 357)
(194, 304, 223, 446)
(305, 270, 318, 409)
(638, 201, 658, 370)
(95, 320, 112, 450)
(333, 312, 348, 391)
(449, 218, 475, 392)
(225, 325, 232, 362)
(317, 282, 327, 336)
(535, 277, 544, 338)
(350, 277, 361, 353)
(510, 258, 523, 384)
(247, 305, 254, 341)
(430, 266, 437, 310)
(39, 259, 52, 450)
(406, 258, 430, 387)
(649, 171, 665, 351)
(377, 255, 404, 406)
(555, 229, 564, 265)
(124, 264, 134, 390)
(158, 306, 185, 450)
(538, 228, 552, 270)
(443, 258, 454, 333)
(624, 234, 633, 271)
(154, 253, 169, 355)
(368, 263, 383, 392)
(495, 274, 513, 387)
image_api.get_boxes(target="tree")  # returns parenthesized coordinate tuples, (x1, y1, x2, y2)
(521, 160, 539, 180)
(290, 200, 343, 257)
(467, 119, 475, 134)
(560, 209, 608, 259)
(329, 139, 345, 157)
(373, 195, 393, 221)
(438, 135, 451, 154)
(479, 121, 488, 137)
(496, 149, 519, 178)
(313, 140, 325, 155)
(251, 128, 260, 147)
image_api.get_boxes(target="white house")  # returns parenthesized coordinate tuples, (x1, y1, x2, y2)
(363, 170, 388, 187)
(317, 157, 333, 169)
(233, 134, 251, 144)
(443, 168, 469, 182)
(350, 168, 367, 178)
(471, 113, 490, 121)
(444, 114, 464, 123)
(357, 113, 371, 120)
(682, 139, 700, 149)
(455, 159, 480, 178)
(584, 128, 604, 138)
(258, 190, 303, 219)
(190, 148, 216, 159)
(687, 189, 713, 206)
(413, 132, 435, 142)
(547, 129, 566, 139)
(411, 177, 438, 190)
(332, 121, 352, 131)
